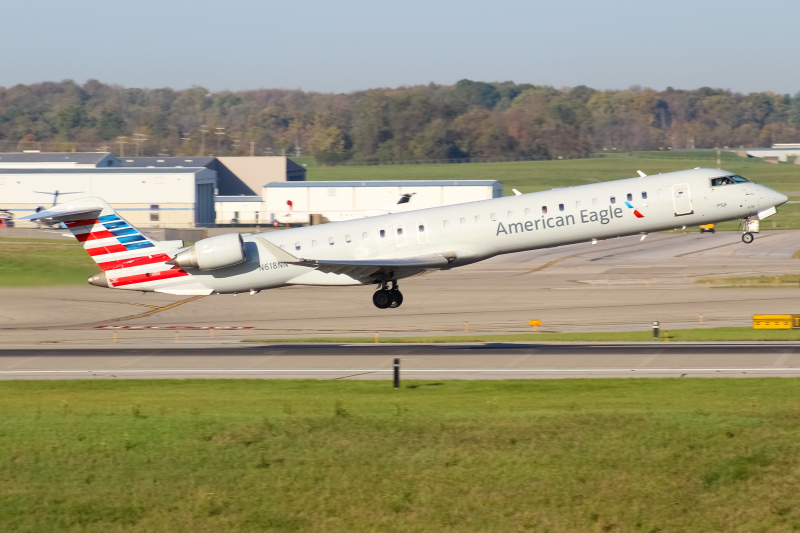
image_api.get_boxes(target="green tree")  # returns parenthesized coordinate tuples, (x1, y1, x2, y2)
(97, 109, 126, 140)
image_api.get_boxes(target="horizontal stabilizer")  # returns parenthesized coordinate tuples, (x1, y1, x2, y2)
(20, 207, 101, 222)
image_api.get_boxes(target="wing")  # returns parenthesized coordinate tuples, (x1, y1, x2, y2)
(255, 237, 455, 281)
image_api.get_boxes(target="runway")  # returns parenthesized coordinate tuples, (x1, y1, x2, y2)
(2, 230, 799, 380)
(2, 342, 800, 380)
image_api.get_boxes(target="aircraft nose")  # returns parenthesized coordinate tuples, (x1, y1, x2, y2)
(775, 191, 789, 206)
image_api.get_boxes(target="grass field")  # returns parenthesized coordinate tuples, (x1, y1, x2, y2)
(0, 238, 97, 286)
(245, 327, 800, 344)
(3, 379, 800, 532)
(698, 274, 800, 288)
(306, 151, 800, 196)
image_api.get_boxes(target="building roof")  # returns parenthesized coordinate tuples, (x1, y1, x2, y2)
(0, 152, 120, 167)
(119, 157, 216, 168)
(265, 180, 500, 188)
(0, 167, 207, 174)
(215, 195, 263, 203)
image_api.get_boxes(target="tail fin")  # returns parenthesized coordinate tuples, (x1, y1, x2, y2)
(21, 197, 192, 290)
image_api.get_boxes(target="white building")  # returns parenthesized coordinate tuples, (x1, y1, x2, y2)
(0, 153, 215, 227)
(1, 153, 307, 228)
(216, 180, 503, 225)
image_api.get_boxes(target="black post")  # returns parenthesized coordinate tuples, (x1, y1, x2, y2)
(393, 358, 400, 389)
(652, 321, 660, 339)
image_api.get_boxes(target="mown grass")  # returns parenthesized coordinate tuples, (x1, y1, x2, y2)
(698, 274, 800, 288)
(307, 151, 800, 196)
(0, 238, 97, 286)
(3, 379, 800, 532)
(246, 326, 800, 343)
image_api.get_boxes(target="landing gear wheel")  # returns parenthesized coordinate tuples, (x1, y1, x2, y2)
(373, 289, 393, 309)
(389, 289, 403, 308)
(742, 232, 754, 244)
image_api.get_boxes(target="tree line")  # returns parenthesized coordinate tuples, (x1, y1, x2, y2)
(1, 79, 799, 161)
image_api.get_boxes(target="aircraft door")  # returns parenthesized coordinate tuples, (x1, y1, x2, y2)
(416, 220, 429, 245)
(672, 183, 693, 216)
(394, 224, 407, 247)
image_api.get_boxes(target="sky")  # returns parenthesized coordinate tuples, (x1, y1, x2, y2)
(1, 0, 797, 95)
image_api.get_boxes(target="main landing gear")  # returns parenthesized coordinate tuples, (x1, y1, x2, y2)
(373, 280, 403, 309)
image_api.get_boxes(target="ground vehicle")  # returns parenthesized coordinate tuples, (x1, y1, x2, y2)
(699, 223, 715, 233)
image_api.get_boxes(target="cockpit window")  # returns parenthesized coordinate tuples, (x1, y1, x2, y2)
(711, 175, 749, 186)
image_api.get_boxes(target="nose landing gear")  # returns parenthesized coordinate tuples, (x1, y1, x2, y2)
(741, 217, 757, 244)
(373, 280, 403, 309)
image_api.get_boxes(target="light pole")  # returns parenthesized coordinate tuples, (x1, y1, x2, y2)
(132, 133, 147, 157)
(117, 136, 127, 158)
(215, 127, 225, 155)
(199, 125, 208, 156)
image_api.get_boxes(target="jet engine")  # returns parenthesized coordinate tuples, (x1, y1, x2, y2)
(167, 233, 246, 270)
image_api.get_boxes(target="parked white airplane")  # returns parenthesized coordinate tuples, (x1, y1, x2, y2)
(23, 168, 787, 309)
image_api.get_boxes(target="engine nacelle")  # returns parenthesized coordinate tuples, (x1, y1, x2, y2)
(168, 233, 246, 270)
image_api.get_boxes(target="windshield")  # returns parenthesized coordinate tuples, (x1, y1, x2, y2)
(711, 175, 749, 186)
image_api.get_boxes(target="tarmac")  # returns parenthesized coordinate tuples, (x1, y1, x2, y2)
(1, 229, 799, 379)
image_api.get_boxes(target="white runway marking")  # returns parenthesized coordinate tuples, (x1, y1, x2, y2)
(3, 368, 800, 375)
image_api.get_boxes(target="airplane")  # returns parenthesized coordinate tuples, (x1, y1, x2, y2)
(35, 189, 84, 210)
(22, 168, 787, 309)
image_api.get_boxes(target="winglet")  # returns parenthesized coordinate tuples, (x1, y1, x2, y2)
(512, 189, 522, 196)
(254, 237, 305, 264)
(637, 170, 647, 178)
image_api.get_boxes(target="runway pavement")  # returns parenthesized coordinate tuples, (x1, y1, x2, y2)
(2, 342, 800, 380)
(1, 230, 799, 379)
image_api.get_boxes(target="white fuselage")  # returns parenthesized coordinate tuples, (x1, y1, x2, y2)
(170, 168, 788, 294)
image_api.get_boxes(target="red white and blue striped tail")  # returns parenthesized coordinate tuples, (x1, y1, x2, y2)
(21, 197, 204, 294)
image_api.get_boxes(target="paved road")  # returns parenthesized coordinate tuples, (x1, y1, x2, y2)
(2, 342, 799, 380)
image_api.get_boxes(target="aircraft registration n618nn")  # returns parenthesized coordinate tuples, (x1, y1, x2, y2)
(23, 168, 788, 309)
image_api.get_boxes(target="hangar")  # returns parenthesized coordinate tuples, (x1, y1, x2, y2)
(0, 153, 306, 228)
(216, 180, 503, 225)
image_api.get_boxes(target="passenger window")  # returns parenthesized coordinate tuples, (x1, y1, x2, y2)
(460, 217, 466, 225)
(397, 227, 403, 235)
(507, 211, 513, 218)
(559, 204, 564, 212)
(312, 240, 318, 248)
(576, 201, 581, 208)
(443, 220, 450, 228)
(362, 232, 368, 240)
(475, 215, 481, 223)
(642, 191, 647, 200)
(345, 235, 351, 243)
(627, 193, 633, 201)
(592, 198, 599, 206)
(418, 224, 425, 232)
(295, 242, 301, 251)
(524, 208, 531, 216)
(542, 206, 548, 214)
(610, 196, 616, 204)
(491, 213, 497, 221)
(380, 230, 385, 238)
(329, 237, 334, 245)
